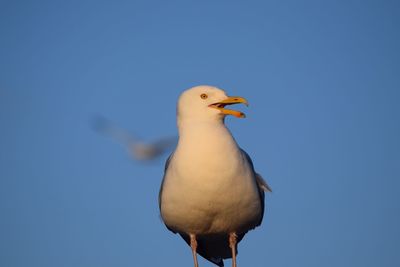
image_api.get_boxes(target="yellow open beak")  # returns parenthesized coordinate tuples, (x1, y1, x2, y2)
(208, 96, 249, 118)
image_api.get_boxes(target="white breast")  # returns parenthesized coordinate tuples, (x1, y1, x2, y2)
(160, 123, 262, 235)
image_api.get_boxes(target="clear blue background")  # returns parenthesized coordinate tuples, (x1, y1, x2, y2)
(1, 1, 399, 266)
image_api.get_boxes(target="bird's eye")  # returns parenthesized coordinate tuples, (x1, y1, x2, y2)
(200, 93, 208, 99)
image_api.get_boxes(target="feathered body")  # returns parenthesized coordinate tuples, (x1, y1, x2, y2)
(159, 86, 269, 266)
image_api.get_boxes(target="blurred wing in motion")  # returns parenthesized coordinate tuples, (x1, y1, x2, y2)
(91, 115, 176, 161)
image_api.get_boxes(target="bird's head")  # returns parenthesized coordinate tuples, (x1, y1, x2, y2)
(177, 85, 248, 123)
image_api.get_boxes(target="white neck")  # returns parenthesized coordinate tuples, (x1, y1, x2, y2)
(174, 120, 242, 174)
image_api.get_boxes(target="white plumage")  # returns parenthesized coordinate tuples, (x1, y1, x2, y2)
(159, 85, 271, 267)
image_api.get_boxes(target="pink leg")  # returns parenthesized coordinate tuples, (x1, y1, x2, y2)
(229, 233, 238, 267)
(190, 234, 199, 267)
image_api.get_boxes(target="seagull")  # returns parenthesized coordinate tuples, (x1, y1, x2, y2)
(92, 115, 176, 161)
(159, 85, 271, 267)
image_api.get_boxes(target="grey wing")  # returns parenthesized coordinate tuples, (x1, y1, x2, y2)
(136, 136, 176, 160)
(91, 115, 139, 146)
(158, 153, 172, 210)
(153, 136, 177, 152)
(158, 153, 177, 233)
(240, 149, 271, 226)
(92, 115, 174, 161)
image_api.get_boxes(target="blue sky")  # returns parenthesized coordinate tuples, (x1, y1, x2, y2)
(1, 0, 399, 266)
